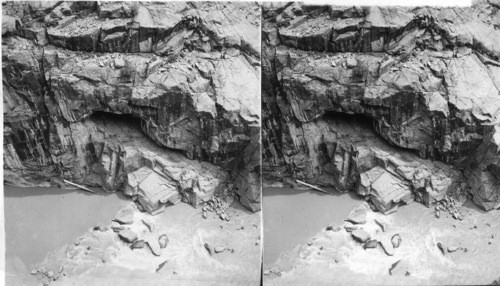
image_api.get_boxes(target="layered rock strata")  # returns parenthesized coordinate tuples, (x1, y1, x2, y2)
(262, 2, 500, 211)
(3, 1, 261, 212)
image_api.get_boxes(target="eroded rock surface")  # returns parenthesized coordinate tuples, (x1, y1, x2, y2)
(3, 1, 261, 212)
(262, 2, 500, 212)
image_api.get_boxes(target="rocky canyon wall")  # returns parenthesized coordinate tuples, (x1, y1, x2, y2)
(262, 1, 500, 212)
(2, 1, 261, 212)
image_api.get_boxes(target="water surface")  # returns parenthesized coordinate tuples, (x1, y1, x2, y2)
(4, 185, 129, 271)
(263, 187, 363, 265)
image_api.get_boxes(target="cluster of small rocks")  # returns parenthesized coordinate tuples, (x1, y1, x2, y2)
(91, 54, 127, 69)
(30, 265, 65, 284)
(436, 229, 495, 255)
(15, 44, 31, 50)
(58, 16, 102, 36)
(339, 205, 402, 256)
(327, 53, 358, 69)
(350, 229, 401, 255)
(435, 195, 464, 220)
(263, 267, 282, 277)
(111, 205, 169, 256)
(202, 195, 232, 221)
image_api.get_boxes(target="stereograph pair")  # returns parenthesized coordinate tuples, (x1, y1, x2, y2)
(2, 1, 500, 285)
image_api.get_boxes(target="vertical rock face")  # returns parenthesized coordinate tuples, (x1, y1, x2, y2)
(3, 1, 261, 212)
(262, 2, 500, 211)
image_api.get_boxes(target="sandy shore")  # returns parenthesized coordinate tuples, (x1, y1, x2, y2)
(263, 187, 363, 265)
(264, 197, 500, 285)
(4, 186, 262, 286)
(36, 201, 261, 285)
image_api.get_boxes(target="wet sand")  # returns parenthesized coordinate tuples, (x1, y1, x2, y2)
(263, 187, 363, 265)
(4, 185, 129, 285)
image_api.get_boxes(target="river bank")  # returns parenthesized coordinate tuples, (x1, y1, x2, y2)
(4, 185, 130, 285)
(264, 195, 500, 285)
(263, 187, 363, 265)
(4, 186, 262, 285)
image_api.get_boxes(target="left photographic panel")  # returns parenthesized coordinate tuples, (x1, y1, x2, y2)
(2, 1, 262, 285)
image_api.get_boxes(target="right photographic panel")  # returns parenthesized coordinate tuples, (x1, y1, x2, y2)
(262, 2, 500, 285)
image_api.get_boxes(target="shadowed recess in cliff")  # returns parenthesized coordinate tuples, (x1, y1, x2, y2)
(53, 109, 230, 214)
(85, 111, 261, 212)
(87, 111, 142, 128)
(317, 111, 374, 130)
(317, 111, 421, 156)
(84, 111, 186, 155)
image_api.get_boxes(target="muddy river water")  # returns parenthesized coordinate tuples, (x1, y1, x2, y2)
(263, 187, 363, 265)
(4, 185, 129, 281)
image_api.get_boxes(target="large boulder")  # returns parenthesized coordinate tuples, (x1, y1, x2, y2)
(2, 15, 21, 35)
(125, 167, 180, 214)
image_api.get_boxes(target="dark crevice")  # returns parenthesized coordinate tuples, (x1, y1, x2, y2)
(86, 111, 142, 129)
(316, 110, 423, 157)
(317, 111, 374, 129)
(83, 111, 197, 158)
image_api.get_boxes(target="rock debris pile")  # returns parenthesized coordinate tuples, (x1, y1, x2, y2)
(30, 266, 65, 284)
(112, 205, 169, 256)
(340, 205, 403, 256)
(435, 195, 465, 220)
(202, 196, 232, 221)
